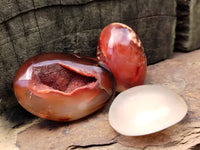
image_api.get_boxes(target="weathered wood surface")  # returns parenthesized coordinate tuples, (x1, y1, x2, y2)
(0, 50, 200, 150)
(0, 0, 176, 112)
(175, 0, 200, 51)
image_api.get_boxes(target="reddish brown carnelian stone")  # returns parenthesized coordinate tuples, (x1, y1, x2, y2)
(97, 23, 147, 92)
(13, 53, 115, 121)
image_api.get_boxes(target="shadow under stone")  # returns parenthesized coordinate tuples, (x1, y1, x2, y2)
(2, 104, 36, 128)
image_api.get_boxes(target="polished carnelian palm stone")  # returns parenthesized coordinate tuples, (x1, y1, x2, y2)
(13, 53, 115, 121)
(97, 23, 147, 92)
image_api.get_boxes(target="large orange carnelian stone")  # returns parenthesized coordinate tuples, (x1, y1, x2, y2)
(13, 53, 115, 121)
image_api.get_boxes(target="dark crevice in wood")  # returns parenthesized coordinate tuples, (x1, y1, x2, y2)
(15, 0, 30, 46)
(174, 0, 190, 51)
(191, 144, 200, 150)
(119, 1, 122, 22)
(66, 140, 116, 150)
(132, 15, 176, 20)
(0, 50, 8, 72)
(3, 23, 20, 66)
(98, 4, 102, 28)
(0, 28, 100, 49)
(136, 0, 139, 18)
(31, 0, 43, 53)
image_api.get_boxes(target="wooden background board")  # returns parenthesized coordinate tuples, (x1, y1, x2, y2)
(0, 0, 176, 113)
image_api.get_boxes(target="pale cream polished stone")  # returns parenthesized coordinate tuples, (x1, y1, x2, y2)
(109, 85, 188, 136)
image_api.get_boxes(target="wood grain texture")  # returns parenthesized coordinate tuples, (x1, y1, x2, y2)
(0, 0, 176, 112)
(175, 0, 200, 51)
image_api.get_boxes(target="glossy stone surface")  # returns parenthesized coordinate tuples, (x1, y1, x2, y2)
(97, 23, 147, 92)
(109, 85, 188, 136)
(13, 53, 115, 121)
